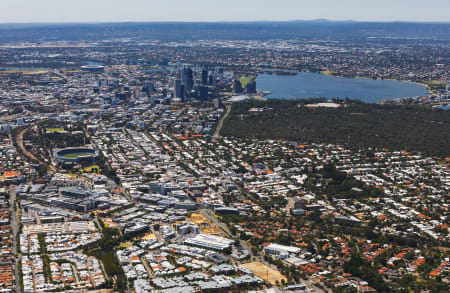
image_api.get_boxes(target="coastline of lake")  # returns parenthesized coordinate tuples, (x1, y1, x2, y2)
(256, 72, 430, 103)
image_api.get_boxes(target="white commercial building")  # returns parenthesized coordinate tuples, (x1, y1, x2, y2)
(185, 234, 234, 251)
(263, 243, 301, 257)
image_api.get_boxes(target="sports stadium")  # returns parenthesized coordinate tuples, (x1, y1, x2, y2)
(54, 147, 99, 163)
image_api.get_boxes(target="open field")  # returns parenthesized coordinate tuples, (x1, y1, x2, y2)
(428, 80, 447, 87)
(141, 233, 157, 240)
(241, 261, 287, 285)
(189, 213, 211, 225)
(62, 152, 93, 159)
(46, 128, 64, 133)
(239, 75, 255, 88)
(81, 165, 101, 173)
(427, 80, 447, 93)
(0, 68, 48, 74)
(320, 70, 339, 77)
(103, 218, 120, 228)
(118, 242, 132, 249)
(85, 289, 114, 293)
(201, 225, 223, 235)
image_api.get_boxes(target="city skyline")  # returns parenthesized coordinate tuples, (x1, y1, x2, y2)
(0, 0, 449, 23)
(0, 3, 448, 292)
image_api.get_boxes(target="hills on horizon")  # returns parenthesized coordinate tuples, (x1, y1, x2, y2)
(0, 20, 449, 42)
(1, 19, 449, 26)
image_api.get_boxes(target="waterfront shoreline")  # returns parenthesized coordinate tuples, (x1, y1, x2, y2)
(256, 71, 430, 103)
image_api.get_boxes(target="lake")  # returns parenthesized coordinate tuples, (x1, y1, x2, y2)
(257, 72, 429, 103)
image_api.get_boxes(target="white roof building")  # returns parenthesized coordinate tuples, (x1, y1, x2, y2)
(263, 243, 301, 256)
(185, 234, 234, 251)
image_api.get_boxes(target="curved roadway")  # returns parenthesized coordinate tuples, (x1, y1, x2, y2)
(16, 126, 57, 173)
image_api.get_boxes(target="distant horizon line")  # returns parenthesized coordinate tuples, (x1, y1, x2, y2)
(0, 19, 449, 25)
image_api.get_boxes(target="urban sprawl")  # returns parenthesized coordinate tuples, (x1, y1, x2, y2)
(0, 37, 448, 293)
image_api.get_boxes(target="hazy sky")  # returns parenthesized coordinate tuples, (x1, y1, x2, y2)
(0, 0, 449, 23)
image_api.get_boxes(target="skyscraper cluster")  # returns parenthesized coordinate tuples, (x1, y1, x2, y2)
(173, 65, 213, 102)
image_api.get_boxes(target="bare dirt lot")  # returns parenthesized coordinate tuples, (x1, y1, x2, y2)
(241, 261, 287, 285)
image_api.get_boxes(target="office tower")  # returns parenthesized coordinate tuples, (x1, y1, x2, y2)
(182, 65, 194, 91)
(199, 86, 208, 101)
(246, 80, 257, 93)
(234, 79, 243, 93)
(180, 84, 185, 102)
(213, 98, 222, 109)
(143, 82, 153, 94)
(174, 79, 182, 98)
(215, 67, 224, 75)
(201, 67, 208, 85)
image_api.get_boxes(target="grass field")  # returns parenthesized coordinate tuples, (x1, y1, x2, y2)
(426, 80, 447, 94)
(320, 70, 339, 77)
(46, 128, 64, 133)
(81, 165, 101, 173)
(428, 80, 446, 86)
(118, 242, 132, 249)
(428, 80, 447, 89)
(0, 68, 48, 74)
(241, 262, 287, 285)
(240, 75, 255, 88)
(62, 152, 92, 159)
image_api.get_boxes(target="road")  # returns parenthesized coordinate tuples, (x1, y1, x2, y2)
(141, 257, 154, 279)
(200, 209, 232, 236)
(16, 126, 57, 173)
(0, 107, 29, 122)
(199, 208, 255, 261)
(10, 187, 21, 293)
(71, 263, 81, 285)
(213, 105, 231, 138)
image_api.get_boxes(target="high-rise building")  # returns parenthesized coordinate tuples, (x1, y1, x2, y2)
(199, 86, 209, 101)
(208, 75, 215, 86)
(246, 80, 257, 93)
(180, 84, 185, 101)
(201, 67, 208, 85)
(143, 82, 153, 94)
(174, 79, 182, 98)
(213, 98, 222, 109)
(182, 65, 194, 91)
(234, 79, 243, 93)
(215, 67, 224, 75)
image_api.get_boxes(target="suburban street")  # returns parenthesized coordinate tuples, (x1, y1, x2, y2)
(10, 187, 21, 293)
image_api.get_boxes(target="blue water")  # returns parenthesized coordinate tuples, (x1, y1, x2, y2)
(257, 72, 430, 103)
(436, 105, 450, 110)
(85, 61, 104, 66)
